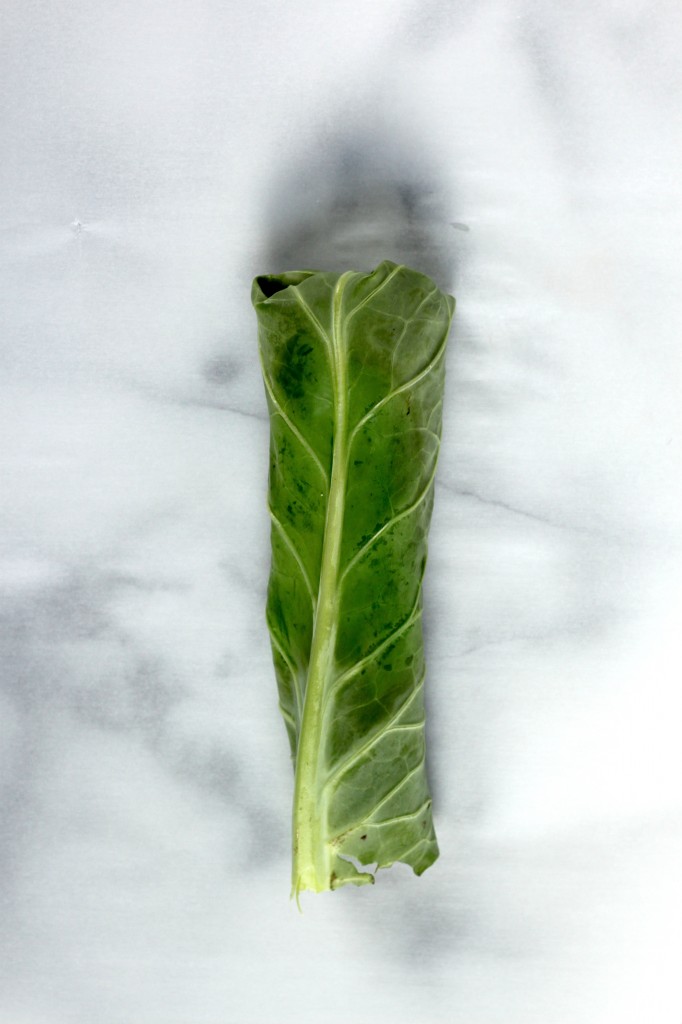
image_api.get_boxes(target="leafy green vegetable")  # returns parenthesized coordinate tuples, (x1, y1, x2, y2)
(252, 260, 455, 896)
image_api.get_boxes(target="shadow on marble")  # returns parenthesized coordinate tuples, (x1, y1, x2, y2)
(254, 118, 460, 293)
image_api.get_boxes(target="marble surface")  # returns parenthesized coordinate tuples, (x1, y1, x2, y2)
(2, 2, 682, 1022)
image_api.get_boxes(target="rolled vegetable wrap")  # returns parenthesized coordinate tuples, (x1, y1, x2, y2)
(252, 260, 455, 896)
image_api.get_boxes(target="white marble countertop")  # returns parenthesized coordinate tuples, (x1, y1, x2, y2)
(2, 2, 681, 1022)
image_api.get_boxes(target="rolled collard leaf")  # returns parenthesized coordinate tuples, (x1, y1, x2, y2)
(252, 261, 455, 896)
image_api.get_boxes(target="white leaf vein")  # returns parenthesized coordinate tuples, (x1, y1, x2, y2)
(268, 506, 316, 608)
(291, 287, 333, 364)
(340, 457, 439, 584)
(344, 263, 403, 325)
(369, 797, 433, 830)
(362, 751, 427, 823)
(349, 334, 447, 443)
(321, 591, 423, 719)
(269, 630, 304, 722)
(324, 672, 426, 789)
(261, 370, 329, 488)
(396, 835, 434, 863)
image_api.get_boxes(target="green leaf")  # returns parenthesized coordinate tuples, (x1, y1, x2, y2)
(252, 260, 455, 896)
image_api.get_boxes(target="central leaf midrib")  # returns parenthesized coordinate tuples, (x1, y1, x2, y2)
(291, 271, 352, 893)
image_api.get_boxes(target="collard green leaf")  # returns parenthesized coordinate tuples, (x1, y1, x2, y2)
(252, 261, 455, 896)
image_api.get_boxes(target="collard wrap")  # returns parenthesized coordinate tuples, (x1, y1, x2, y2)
(252, 260, 455, 895)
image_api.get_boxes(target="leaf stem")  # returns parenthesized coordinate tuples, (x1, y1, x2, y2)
(291, 272, 352, 896)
